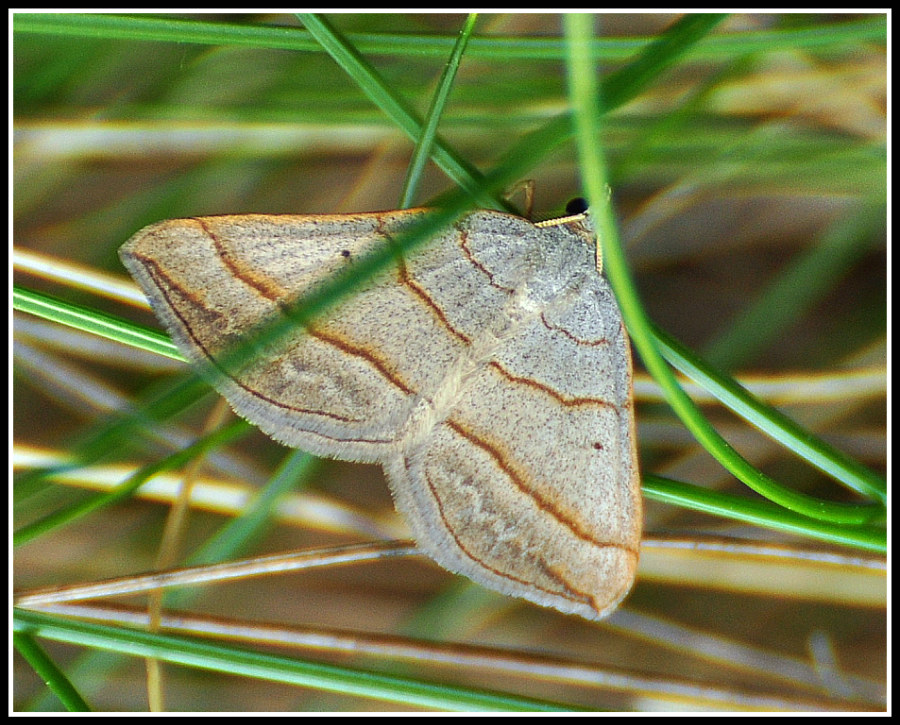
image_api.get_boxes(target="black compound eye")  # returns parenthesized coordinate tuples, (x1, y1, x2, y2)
(565, 197, 589, 215)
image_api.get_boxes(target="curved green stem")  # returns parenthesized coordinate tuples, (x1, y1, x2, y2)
(563, 13, 882, 527)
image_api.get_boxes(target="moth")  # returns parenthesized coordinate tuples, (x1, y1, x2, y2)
(120, 204, 641, 619)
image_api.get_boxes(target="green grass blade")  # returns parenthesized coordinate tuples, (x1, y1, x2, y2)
(13, 610, 580, 712)
(297, 12, 499, 209)
(399, 13, 479, 208)
(13, 632, 92, 712)
(601, 13, 728, 111)
(655, 325, 886, 503)
(12, 13, 885, 60)
(642, 475, 885, 552)
(454, 14, 730, 212)
(13, 285, 182, 361)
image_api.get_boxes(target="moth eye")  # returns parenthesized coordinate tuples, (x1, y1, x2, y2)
(565, 197, 589, 215)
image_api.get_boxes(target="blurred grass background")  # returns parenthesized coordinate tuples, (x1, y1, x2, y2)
(13, 13, 885, 712)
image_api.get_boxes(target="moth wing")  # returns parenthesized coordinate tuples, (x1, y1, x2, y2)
(122, 209, 641, 618)
(121, 211, 514, 463)
(383, 219, 641, 619)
